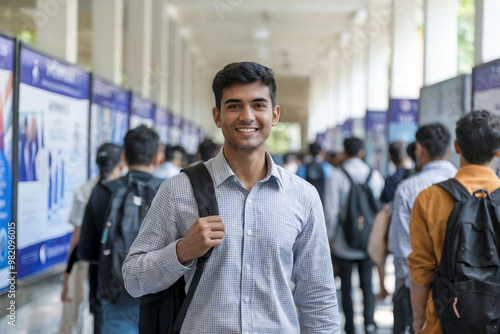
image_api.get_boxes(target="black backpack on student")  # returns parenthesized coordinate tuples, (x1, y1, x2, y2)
(98, 174, 163, 304)
(340, 167, 382, 251)
(433, 179, 500, 334)
(139, 162, 218, 334)
(306, 160, 325, 201)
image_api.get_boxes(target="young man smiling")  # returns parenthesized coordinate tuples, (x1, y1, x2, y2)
(123, 62, 340, 333)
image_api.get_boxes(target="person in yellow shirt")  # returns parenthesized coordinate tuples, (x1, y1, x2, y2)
(408, 110, 500, 334)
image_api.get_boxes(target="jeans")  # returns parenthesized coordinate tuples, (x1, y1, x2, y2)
(336, 256, 376, 334)
(393, 278, 414, 334)
(101, 299, 139, 334)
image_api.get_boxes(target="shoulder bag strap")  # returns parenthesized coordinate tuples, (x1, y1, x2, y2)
(173, 162, 218, 334)
(340, 166, 354, 184)
(436, 178, 470, 202)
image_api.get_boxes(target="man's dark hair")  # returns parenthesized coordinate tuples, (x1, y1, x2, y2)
(164, 144, 176, 161)
(198, 139, 218, 162)
(212, 62, 277, 111)
(388, 141, 408, 165)
(456, 110, 500, 164)
(96, 143, 122, 178)
(123, 126, 159, 166)
(406, 142, 417, 162)
(343, 137, 364, 157)
(309, 142, 322, 157)
(415, 123, 451, 158)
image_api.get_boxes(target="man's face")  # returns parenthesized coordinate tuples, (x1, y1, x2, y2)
(213, 82, 280, 153)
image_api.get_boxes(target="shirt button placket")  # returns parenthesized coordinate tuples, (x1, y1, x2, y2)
(242, 195, 254, 333)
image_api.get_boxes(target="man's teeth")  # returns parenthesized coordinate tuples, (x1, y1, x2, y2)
(237, 129, 257, 132)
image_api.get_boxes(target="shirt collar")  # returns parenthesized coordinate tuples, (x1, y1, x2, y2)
(422, 160, 455, 172)
(455, 164, 498, 179)
(210, 147, 283, 189)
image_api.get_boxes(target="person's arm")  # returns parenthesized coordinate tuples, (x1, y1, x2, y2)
(123, 175, 225, 297)
(389, 185, 412, 279)
(77, 188, 105, 263)
(410, 281, 430, 334)
(323, 169, 341, 246)
(292, 192, 340, 333)
(408, 190, 438, 334)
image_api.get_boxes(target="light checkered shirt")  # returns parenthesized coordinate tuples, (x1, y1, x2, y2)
(123, 149, 340, 334)
(390, 160, 457, 283)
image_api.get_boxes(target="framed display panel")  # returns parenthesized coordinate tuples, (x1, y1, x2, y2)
(388, 99, 419, 144)
(154, 106, 169, 144)
(472, 58, 500, 112)
(129, 94, 155, 129)
(16, 43, 90, 279)
(419, 75, 471, 168)
(89, 76, 130, 177)
(0, 32, 16, 292)
(365, 111, 388, 176)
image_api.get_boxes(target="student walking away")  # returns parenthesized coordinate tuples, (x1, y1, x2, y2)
(390, 123, 457, 334)
(381, 141, 412, 203)
(409, 110, 500, 334)
(123, 61, 340, 333)
(60, 143, 124, 334)
(296, 141, 333, 202)
(324, 137, 385, 334)
(153, 144, 184, 180)
(78, 126, 163, 334)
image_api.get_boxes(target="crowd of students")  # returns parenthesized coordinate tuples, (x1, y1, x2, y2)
(56, 60, 500, 334)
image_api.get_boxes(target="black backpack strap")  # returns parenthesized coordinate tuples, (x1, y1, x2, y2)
(340, 166, 353, 184)
(363, 168, 374, 187)
(436, 178, 470, 202)
(173, 162, 218, 334)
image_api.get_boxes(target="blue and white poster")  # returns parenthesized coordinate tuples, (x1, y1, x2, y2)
(472, 59, 500, 112)
(0, 34, 14, 290)
(17, 44, 90, 279)
(388, 99, 419, 143)
(154, 106, 169, 144)
(90, 77, 130, 177)
(339, 119, 352, 139)
(129, 94, 155, 129)
(185, 122, 199, 154)
(365, 111, 388, 175)
(169, 114, 182, 145)
(420, 75, 470, 168)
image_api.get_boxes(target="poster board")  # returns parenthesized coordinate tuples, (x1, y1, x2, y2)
(154, 106, 169, 144)
(365, 111, 388, 175)
(388, 99, 419, 143)
(0, 33, 15, 290)
(129, 94, 155, 129)
(472, 59, 500, 112)
(89, 77, 129, 177)
(419, 75, 470, 167)
(17, 44, 90, 279)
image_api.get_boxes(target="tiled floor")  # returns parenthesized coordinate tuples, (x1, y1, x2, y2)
(0, 256, 395, 334)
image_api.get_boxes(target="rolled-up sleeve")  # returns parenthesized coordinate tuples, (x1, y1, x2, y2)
(408, 191, 437, 287)
(122, 180, 193, 298)
(292, 193, 340, 333)
(390, 185, 412, 279)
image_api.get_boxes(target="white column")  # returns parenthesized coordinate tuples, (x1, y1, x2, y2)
(424, 0, 457, 86)
(36, 0, 78, 63)
(366, 3, 390, 111)
(125, 0, 153, 98)
(350, 24, 367, 119)
(151, 0, 170, 106)
(339, 36, 351, 124)
(475, 0, 500, 65)
(172, 36, 184, 115)
(92, 0, 123, 85)
(183, 48, 194, 121)
(390, 0, 423, 98)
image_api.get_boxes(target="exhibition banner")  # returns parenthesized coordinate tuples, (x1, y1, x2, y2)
(0, 34, 15, 290)
(17, 44, 90, 279)
(339, 119, 352, 139)
(472, 59, 500, 111)
(129, 94, 155, 129)
(419, 75, 470, 168)
(169, 114, 182, 145)
(365, 111, 388, 175)
(388, 99, 419, 143)
(154, 106, 169, 144)
(90, 77, 130, 177)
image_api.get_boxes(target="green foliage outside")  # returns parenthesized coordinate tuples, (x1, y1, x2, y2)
(457, 0, 474, 75)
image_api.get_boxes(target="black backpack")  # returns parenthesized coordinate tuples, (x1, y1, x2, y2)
(98, 174, 163, 304)
(433, 179, 500, 334)
(306, 160, 325, 201)
(139, 162, 218, 334)
(340, 167, 382, 251)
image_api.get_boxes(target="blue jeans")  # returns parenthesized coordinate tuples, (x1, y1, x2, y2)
(101, 299, 139, 334)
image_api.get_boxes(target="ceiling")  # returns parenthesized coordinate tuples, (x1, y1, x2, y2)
(0, 0, 390, 130)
